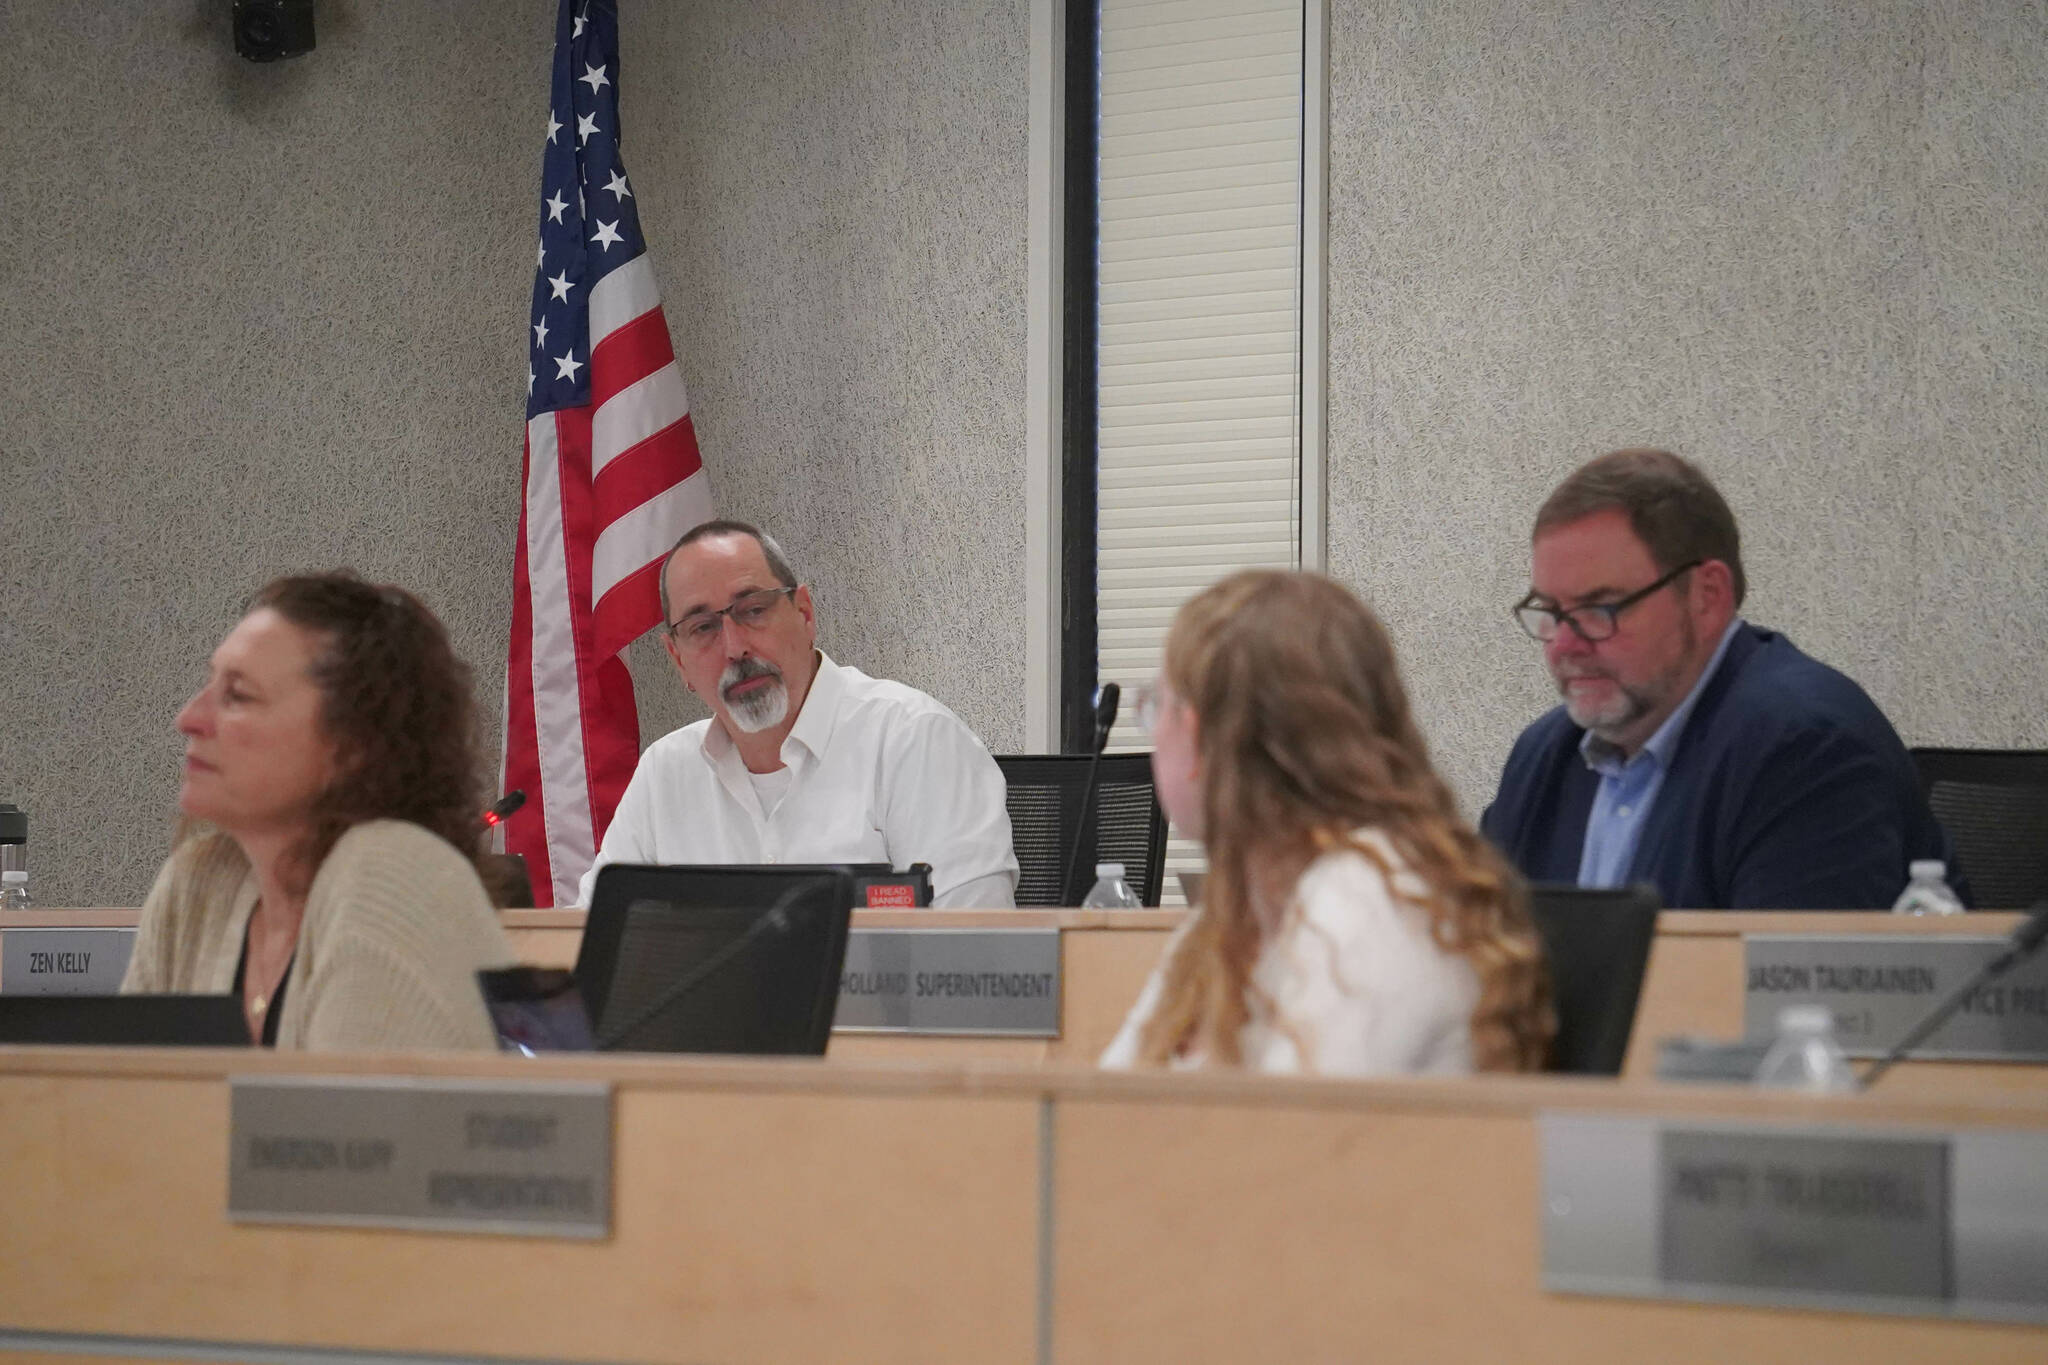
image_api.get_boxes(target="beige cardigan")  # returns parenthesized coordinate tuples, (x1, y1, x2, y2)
(122, 819, 514, 1051)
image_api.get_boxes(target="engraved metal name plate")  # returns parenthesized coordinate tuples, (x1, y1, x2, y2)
(832, 928, 1061, 1036)
(230, 1076, 611, 1237)
(0, 927, 136, 995)
(1745, 935, 2048, 1061)
(1542, 1114, 2048, 1323)
(1660, 1128, 1950, 1300)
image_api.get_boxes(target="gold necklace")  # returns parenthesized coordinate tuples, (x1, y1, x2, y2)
(246, 907, 293, 1019)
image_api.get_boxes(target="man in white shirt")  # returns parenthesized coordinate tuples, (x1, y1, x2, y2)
(576, 520, 1019, 908)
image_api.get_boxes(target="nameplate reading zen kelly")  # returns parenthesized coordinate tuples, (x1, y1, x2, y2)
(0, 927, 136, 995)
(1745, 934, 2048, 1061)
(833, 928, 1061, 1036)
(229, 1076, 611, 1238)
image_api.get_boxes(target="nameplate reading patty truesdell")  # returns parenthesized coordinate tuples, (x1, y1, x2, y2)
(0, 927, 137, 995)
(1542, 1114, 2048, 1323)
(1744, 934, 2048, 1061)
(229, 1076, 611, 1238)
(832, 928, 1061, 1036)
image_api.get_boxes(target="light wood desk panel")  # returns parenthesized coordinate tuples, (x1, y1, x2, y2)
(1624, 911, 2044, 1098)
(6, 1053, 2044, 1363)
(0, 1050, 1040, 1365)
(500, 906, 1181, 1065)
(26, 908, 2045, 1096)
(9, 908, 1182, 1065)
(1051, 1071, 2048, 1364)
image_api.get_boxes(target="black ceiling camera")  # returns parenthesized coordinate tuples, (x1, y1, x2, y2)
(234, 0, 315, 63)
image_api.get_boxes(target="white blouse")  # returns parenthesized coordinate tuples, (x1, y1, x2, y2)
(1100, 831, 1480, 1076)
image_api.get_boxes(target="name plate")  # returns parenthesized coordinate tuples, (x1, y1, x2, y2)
(1745, 935, 2048, 1060)
(1661, 1129, 1949, 1299)
(833, 928, 1060, 1036)
(229, 1076, 611, 1238)
(0, 927, 136, 994)
(1542, 1114, 2048, 1322)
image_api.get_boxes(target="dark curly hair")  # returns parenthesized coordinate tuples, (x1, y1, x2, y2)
(247, 572, 484, 895)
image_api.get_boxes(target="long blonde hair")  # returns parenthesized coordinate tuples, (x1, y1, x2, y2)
(1135, 571, 1553, 1071)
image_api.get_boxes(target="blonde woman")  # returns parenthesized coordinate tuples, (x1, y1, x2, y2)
(1102, 571, 1552, 1075)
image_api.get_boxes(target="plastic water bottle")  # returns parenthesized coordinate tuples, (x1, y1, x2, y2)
(1891, 860, 1964, 917)
(1753, 1004, 1857, 1092)
(0, 869, 28, 911)
(1080, 862, 1141, 910)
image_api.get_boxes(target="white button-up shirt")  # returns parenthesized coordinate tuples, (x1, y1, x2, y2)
(577, 653, 1019, 908)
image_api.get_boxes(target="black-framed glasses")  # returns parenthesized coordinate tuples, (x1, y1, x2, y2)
(666, 586, 797, 651)
(1512, 560, 1701, 643)
(1134, 679, 1166, 733)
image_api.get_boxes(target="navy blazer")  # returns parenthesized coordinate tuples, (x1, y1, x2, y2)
(1480, 625, 1958, 910)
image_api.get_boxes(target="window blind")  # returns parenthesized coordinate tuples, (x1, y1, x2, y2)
(1096, 0, 1305, 903)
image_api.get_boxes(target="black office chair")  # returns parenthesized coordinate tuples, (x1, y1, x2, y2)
(997, 754, 1169, 907)
(1909, 747, 2048, 910)
(1526, 883, 1662, 1075)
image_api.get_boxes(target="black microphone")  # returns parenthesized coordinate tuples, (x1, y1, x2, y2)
(1091, 681, 1120, 750)
(594, 882, 813, 1051)
(481, 789, 528, 829)
(1062, 683, 1122, 906)
(1859, 902, 2048, 1090)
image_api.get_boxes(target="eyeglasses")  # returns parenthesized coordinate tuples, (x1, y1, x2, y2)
(1512, 560, 1701, 644)
(666, 586, 797, 651)
(1134, 679, 1168, 733)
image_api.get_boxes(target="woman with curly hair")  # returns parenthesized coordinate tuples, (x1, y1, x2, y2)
(123, 572, 512, 1049)
(1101, 571, 1553, 1075)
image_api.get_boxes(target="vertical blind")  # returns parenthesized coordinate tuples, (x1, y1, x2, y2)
(1096, 0, 1305, 902)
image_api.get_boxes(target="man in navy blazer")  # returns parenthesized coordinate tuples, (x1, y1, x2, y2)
(1480, 449, 1956, 910)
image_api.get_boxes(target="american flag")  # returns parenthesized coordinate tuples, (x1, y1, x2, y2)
(504, 0, 712, 906)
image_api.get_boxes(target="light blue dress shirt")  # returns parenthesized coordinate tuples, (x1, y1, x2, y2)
(1576, 619, 1744, 888)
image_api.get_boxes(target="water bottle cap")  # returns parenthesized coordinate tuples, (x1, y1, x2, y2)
(1909, 860, 1946, 880)
(0, 870, 24, 885)
(1095, 863, 1125, 879)
(1776, 1004, 1834, 1034)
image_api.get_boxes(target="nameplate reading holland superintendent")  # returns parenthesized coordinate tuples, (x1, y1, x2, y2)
(229, 1076, 611, 1238)
(834, 928, 1061, 1035)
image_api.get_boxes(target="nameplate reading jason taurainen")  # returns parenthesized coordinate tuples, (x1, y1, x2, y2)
(229, 1077, 611, 1238)
(0, 927, 136, 995)
(833, 928, 1061, 1035)
(1744, 935, 2048, 1061)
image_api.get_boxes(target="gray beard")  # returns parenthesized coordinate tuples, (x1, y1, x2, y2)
(1564, 684, 1654, 739)
(725, 681, 789, 733)
(1560, 616, 1699, 743)
(720, 657, 790, 734)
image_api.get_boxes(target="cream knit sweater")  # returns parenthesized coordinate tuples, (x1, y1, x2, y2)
(121, 819, 514, 1051)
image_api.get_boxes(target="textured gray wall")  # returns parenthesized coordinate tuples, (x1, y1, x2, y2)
(622, 0, 1030, 753)
(0, 0, 1029, 905)
(1327, 0, 2048, 814)
(13, 0, 2038, 902)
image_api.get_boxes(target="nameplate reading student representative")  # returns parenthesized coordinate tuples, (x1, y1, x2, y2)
(0, 927, 136, 995)
(1744, 935, 2048, 1061)
(833, 928, 1061, 1036)
(229, 1076, 611, 1238)
(1541, 1114, 2048, 1323)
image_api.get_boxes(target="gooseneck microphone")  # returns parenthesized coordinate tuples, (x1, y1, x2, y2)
(1859, 902, 2048, 1091)
(481, 790, 528, 829)
(1061, 683, 1122, 906)
(594, 882, 814, 1051)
